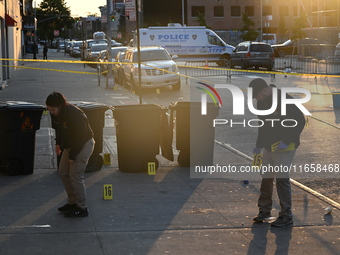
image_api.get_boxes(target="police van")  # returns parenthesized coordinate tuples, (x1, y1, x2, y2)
(131, 23, 235, 65)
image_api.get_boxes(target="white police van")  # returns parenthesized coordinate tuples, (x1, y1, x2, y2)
(131, 23, 235, 66)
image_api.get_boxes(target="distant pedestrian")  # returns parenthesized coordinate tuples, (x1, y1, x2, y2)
(32, 42, 38, 59)
(56, 39, 60, 52)
(250, 78, 306, 227)
(43, 42, 48, 60)
(46, 92, 95, 218)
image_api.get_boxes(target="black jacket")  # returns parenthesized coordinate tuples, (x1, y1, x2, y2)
(52, 104, 93, 160)
(256, 88, 306, 151)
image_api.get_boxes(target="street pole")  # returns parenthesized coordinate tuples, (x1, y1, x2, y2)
(136, 0, 142, 104)
(182, 0, 185, 26)
(106, 0, 113, 89)
(260, 0, 263, 42)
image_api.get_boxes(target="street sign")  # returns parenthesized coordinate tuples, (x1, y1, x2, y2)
(125, 0, 136, 21)
(54, 30, 59, 36)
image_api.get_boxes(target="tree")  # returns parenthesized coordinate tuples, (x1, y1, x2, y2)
(240, 12, 259, 41)
(196, 12, 210, 28)
(278, 13, 288, 42)
(36, 0, 74, 42)
(291, 14, 308, 41)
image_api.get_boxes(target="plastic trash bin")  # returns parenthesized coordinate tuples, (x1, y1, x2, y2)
(169, 101, 220, 167)
(0, 101, 45, 175)
(332, 92, 340, 108)
(112, 104, 173, 173)
(70, 102, 110, 172)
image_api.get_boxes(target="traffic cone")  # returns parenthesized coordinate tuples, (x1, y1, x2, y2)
(204, 59, 209, 70)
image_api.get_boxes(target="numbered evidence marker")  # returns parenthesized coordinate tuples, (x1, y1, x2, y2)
(148, 162, 156, 175)
(103, 153, 111, 165)
(103, 184, 113, 200)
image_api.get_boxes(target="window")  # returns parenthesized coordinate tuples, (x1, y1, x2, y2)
(231, 6, 241, 17)
(263, 6, 272, 16)
(279, 6, 289, 16)
(293, 6, 298, 16)
(214, 6, 224, 17)
(208, 35, 224, 46)
(192, 6, 205, 17)
(245, 6, 254, 17)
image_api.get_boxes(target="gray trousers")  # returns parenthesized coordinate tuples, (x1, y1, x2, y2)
(258, 149, 296, 218)
(58, 138, 95, 209)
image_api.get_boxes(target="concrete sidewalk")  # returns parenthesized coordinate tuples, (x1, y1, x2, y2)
(0, 50, 339, 255)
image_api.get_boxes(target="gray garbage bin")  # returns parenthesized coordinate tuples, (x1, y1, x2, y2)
(112, 104, 173, 173)
(169, 101, 220, 167)
(0, 101, 45, 175)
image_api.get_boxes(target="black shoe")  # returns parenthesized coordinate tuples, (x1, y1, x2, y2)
(253, 211, 271, 222)
(58, 203, 77, 214)
(271, 216, 293, 227)
(64, 207, 88, 218)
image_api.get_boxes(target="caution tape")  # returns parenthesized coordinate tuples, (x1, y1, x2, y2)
(3, 65, 97, 75)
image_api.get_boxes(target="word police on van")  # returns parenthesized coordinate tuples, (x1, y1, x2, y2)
(131, 23, 235, 66)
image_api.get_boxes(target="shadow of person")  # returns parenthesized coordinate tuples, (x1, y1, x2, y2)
(270, 225, 293, 255)
(247, 223, 270, 255)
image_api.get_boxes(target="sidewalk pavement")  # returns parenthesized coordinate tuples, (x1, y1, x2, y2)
(0, 50, 339, 255)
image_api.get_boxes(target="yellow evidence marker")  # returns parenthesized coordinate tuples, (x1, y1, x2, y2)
(103, 184, 113, 200)
(148, 162, 156, 175)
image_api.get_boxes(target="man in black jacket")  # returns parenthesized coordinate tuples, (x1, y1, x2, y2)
(46, 92, 95, 217)
(249, 78, 306, 227)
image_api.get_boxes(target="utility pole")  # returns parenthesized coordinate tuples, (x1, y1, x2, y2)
(106, 0, 114, 89)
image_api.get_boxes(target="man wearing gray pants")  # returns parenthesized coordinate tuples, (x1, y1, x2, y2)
(249, 78, 306, 227)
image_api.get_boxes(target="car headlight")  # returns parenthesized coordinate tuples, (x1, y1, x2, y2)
(171, 64, 179, 73)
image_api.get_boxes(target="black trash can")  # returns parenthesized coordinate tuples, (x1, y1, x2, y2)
(0, 101, 45, 175)
(169, 102, 219, 167)
(113, 104, 172, 173)
(70, 101, 109, 172)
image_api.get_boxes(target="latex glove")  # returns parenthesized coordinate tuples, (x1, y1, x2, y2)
(277, 141, 288, 151)
(253, 147, 262, 154)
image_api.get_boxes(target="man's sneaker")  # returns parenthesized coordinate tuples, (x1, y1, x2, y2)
(271, 216, 293, 227)
(64, 207, 88, 218)
(253, 211, 271, 222)
(58, 203, 77, 214)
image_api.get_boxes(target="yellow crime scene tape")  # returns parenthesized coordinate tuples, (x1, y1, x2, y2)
(2, 57, 340, 130)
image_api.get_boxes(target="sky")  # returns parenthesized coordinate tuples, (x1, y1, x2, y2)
(35, 0, 106, 17)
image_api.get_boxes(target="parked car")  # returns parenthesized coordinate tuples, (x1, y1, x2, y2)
(97, 49, 108, 74)
(334, 42, 340, 58)
(65, 41, 72, 53)
(88, 43, 108, 61)
(82, 39, 107, 60)
(230, 41, 275, 70)
(99, 47, 128, 73)
(121, 46, 180, 90)
(70, 41, 83, 57)
(272, 38, 333, 57)
(113, 51, 126, 85)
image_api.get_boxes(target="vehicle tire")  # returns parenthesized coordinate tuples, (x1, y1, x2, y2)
(229, 60, 235, 69)
(172, 79, 181, 90)
(217, 55, 230, 67)
(130, 74, 138, 92)
(121, 74, 127, 88)
(278, 50, 285, 58)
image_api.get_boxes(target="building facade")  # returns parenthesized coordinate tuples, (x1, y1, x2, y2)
(186, 0, 340, 45)
(0, 0, 23, 89)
